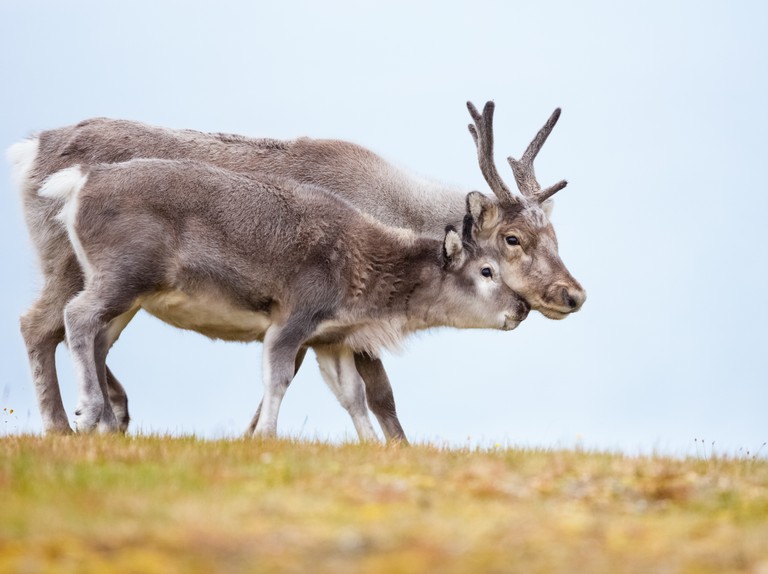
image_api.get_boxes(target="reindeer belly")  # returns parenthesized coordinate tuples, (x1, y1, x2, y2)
(139, 290, 271, 342)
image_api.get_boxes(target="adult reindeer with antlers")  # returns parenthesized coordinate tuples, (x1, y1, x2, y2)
(464, 102, 582, 318)
(8, 100, 585, 441)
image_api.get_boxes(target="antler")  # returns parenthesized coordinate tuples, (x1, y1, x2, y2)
(466, 101, 518, 206)
(507, 108, 568, 203)
(467, 101, 568, 205)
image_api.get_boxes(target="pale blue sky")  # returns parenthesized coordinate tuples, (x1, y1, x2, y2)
(1, 1, 766, 455)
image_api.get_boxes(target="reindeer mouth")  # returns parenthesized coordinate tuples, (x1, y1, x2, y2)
(502, 315, 523, 331)
(500, 298, 530, 330)
(538, 306, 571, 320)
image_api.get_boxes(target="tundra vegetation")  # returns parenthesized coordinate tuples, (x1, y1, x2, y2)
(1, 435, 766, 573)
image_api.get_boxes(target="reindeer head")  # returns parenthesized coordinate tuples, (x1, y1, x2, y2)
(438, 215, 530, 332)
(465, 101, 586, 320)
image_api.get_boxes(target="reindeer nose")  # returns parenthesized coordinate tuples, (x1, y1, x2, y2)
(562, 285, 586, 311)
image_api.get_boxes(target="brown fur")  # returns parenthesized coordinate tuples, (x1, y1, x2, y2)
(12, 109, 584, 438)
(46, 160, 528, 436)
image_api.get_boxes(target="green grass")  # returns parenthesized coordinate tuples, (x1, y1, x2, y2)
(1, 435, 767, 573)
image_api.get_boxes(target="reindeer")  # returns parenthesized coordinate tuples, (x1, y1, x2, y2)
(7, 101, 585, 440)
(38, 159, 529, 437)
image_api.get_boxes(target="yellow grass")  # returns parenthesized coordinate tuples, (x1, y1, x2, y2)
(1, 435, 767, 573)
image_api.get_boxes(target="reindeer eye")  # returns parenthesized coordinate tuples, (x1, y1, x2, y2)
(505, 235, 520, 246)
(481, 267, 493, 278)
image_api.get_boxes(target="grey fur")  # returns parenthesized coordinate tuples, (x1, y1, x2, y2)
(44, 160, 529, 437)
(9, 101, 585, 440)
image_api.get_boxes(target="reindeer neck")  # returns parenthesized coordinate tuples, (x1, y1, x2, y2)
(342, 232, 444, 320)
(284, 139, 469, 238)
(373, 174, 468, 238)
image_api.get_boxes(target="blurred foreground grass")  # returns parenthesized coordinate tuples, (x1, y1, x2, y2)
(1, 435, 767, 573)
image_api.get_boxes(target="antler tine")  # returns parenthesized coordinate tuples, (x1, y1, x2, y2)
(507, 108, 568, 203)
(522, 107, 561, 164)
(466, 101, 517, 206)
(536, 180, 568, 204)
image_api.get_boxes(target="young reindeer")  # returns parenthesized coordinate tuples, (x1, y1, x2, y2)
(39, 159, 529, 437)
(8, 100, 584, 440)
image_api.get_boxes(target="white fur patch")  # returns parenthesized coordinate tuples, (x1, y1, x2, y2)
(313, 316, 407, 355)
(139, 290, 272, 342)
(39, 167, 95, 280)
(314, 347, 378, 441)
(476, 262, 501, 299)
(39, 165, 88, 202)
(254, 327, 285, 437)
(541, 199, 555, 219)
(105, 307, 140, 348)
(6, 138, 39, 189)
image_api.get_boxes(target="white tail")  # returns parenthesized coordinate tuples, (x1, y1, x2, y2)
(6, 138, 40, 189)
(39, 166, 93, 280)
(39, 165, 88, 202)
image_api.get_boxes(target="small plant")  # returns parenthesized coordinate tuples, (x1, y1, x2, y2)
(2, 406, 18, 436)
(694, 437, 718, 460)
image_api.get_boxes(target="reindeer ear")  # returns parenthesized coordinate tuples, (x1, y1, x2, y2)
(466, 191, 498, 233)
(442, 226, 466, 269)
(541, 198, 555, 219)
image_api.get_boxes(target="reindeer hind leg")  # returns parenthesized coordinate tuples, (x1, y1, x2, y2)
(19, 290, 72, 434)
(354, 353, 408, 444)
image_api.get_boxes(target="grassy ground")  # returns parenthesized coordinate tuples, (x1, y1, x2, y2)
(1, 435, 767, 573)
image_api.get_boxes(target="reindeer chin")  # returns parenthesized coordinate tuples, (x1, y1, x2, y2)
(538, 307, 570, 321)
(502, 317, 522, 331)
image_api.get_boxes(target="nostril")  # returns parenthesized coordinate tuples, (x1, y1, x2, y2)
(561, 286, 583, 310)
